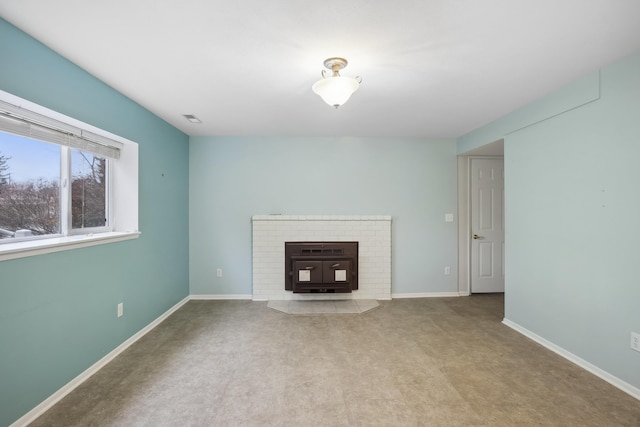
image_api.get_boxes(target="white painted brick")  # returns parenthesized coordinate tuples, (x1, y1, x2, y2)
(252, 215, 391, 300)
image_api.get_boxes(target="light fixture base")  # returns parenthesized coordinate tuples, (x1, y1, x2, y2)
(323, 57, 348, 72)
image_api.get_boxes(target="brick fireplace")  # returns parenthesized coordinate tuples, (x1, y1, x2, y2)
(252, 215, 391, 300)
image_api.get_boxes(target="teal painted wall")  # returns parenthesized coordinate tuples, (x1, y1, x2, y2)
(189, 136, 458, 296)
(462, 51, 640, 390)
(0, 19, 190, 426)
(456, 72, 601, 155)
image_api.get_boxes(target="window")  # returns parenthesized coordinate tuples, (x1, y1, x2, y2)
(0, 91, 139, 261)
(0, 134, 61, 240)
(71, 149, 107, 230)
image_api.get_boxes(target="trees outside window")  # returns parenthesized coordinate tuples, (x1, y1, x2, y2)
(71, 150, 106, 229)
(0, 134, 61, 239)
(0, 132, 108, 241)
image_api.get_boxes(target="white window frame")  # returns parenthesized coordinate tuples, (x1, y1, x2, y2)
(65, 147, 111, 236)
(0, 90, 139, 261)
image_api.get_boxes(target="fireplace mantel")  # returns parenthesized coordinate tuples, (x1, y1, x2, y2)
(252, 215, 392, 301)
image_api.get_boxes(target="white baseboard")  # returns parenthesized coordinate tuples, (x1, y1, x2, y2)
(502, 318, 640, 402)
(392, 292, 462, 299)
(10, 296, 191, 427)
(190, 294, 252, 300)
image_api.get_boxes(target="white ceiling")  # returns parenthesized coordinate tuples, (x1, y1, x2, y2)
(1, 1, 640, 138)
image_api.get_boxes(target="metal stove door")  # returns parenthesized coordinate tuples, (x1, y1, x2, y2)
(322, 260, 351, 284)
(293, 260, 323, 285)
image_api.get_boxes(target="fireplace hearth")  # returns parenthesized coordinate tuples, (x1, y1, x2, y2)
(285, 242, 358, 293)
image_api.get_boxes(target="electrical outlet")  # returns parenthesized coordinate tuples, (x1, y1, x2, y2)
(631, 332, 640, 353)
(444, 266, 451, 275)
(445, 213, 454, 222)
(216, 268, 222, 277)
(117, 303, 123, 318)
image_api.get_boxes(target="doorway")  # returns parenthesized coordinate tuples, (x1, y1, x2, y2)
(457, 140, 504, 295)
(469, 157, 504, 293)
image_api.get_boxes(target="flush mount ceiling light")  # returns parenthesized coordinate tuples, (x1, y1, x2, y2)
(312, 57, 361, 109)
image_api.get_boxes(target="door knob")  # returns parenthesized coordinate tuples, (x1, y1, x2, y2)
(473, 234, 481, 240)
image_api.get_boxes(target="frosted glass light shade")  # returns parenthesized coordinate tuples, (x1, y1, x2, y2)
(312, 76, 360, 108)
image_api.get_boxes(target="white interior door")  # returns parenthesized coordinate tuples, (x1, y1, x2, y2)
(470, 157, 504, 293)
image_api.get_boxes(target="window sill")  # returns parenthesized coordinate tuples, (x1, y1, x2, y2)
(0, 231, 141, 262)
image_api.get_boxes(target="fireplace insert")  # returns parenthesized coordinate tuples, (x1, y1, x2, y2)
(284, 241, 358, 293)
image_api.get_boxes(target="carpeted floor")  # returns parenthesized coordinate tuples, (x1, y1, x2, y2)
(31, 295, 640, 426)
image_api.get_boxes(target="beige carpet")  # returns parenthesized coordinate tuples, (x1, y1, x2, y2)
(267, 299, 379, 314)
(30, 295, 640, 426)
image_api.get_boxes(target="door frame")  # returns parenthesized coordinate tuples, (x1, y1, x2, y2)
(457, 154, 504, 295)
